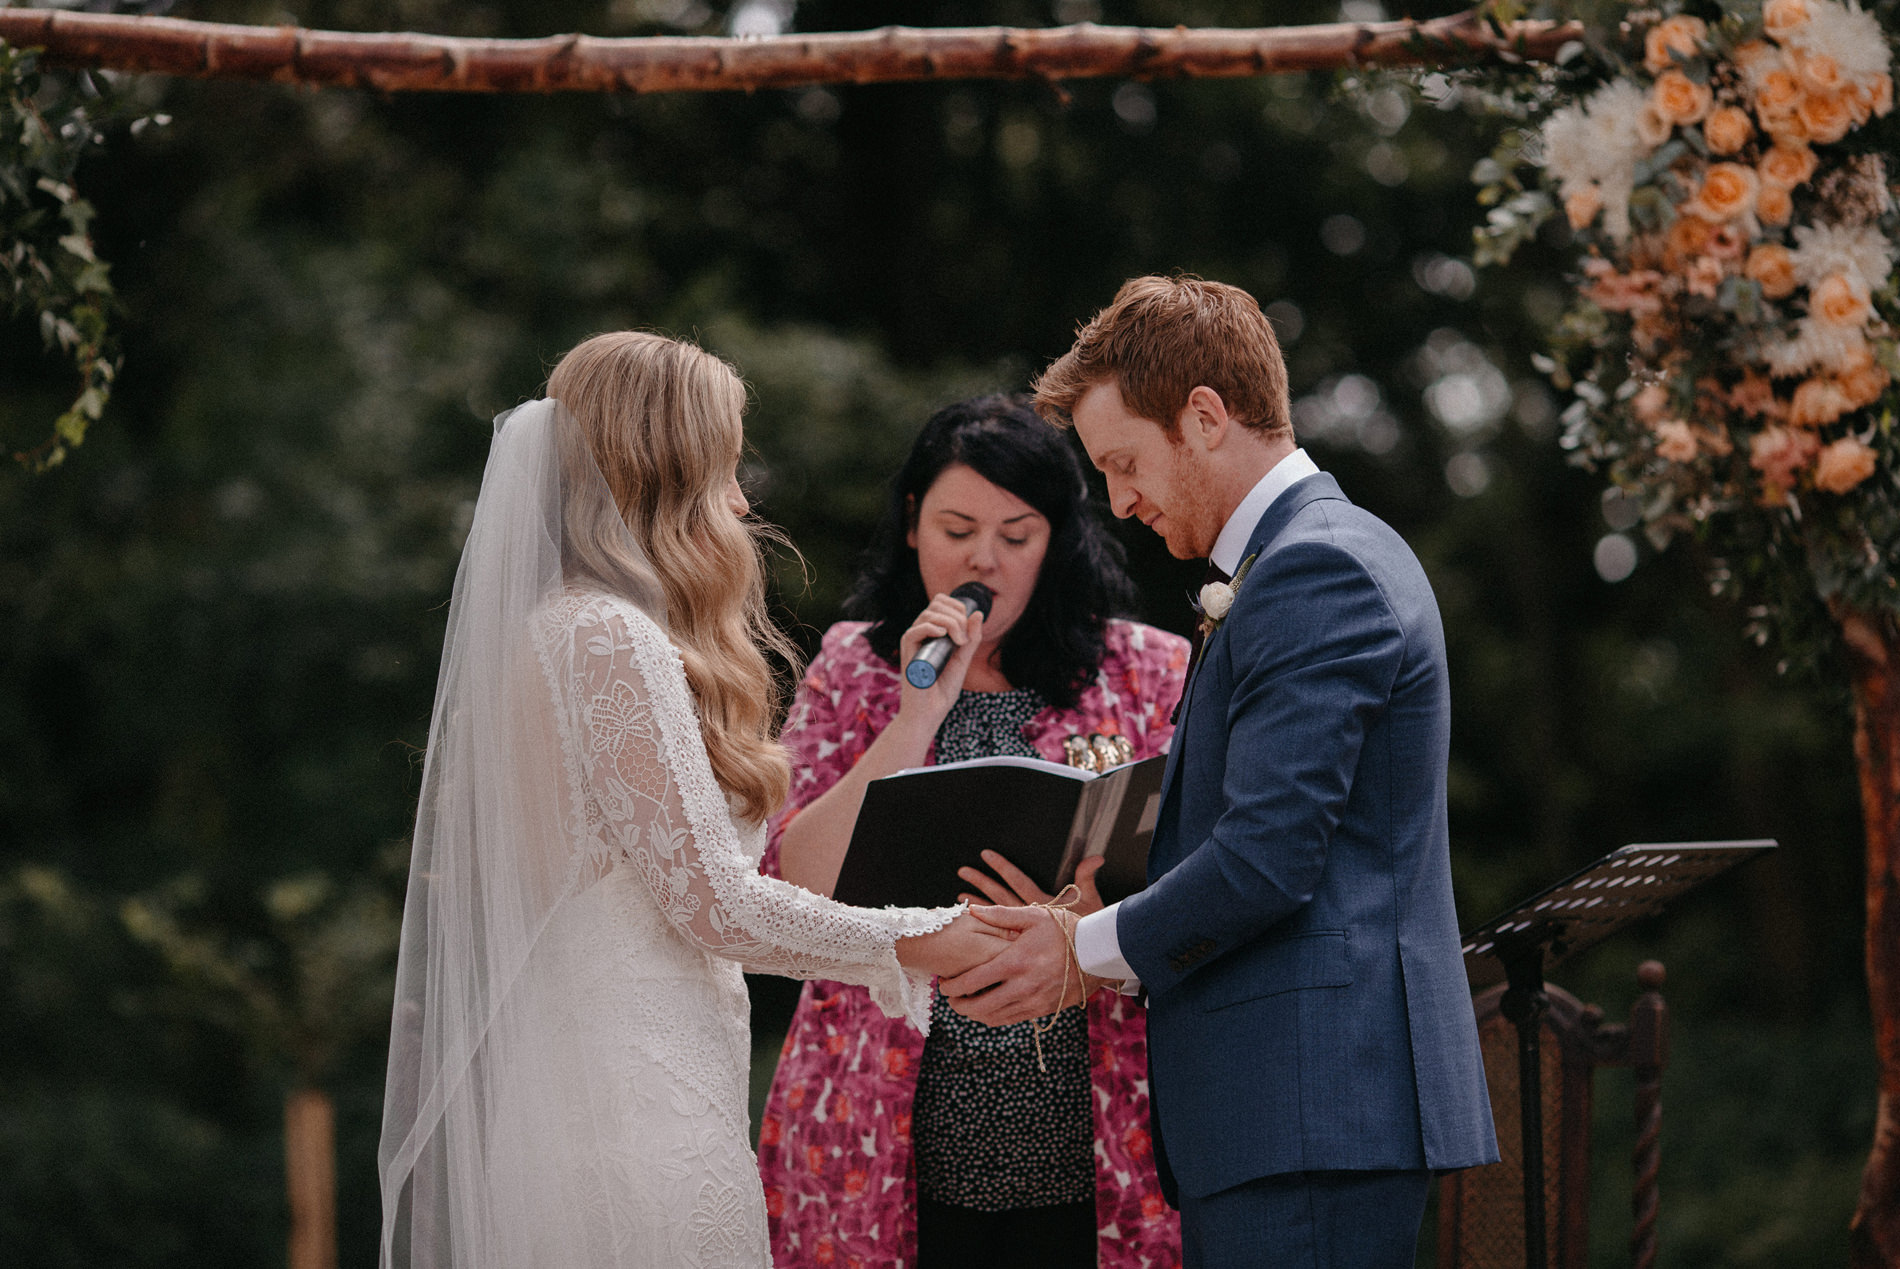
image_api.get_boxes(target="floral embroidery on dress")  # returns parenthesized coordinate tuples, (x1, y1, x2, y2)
(511, 591, 966, 1267)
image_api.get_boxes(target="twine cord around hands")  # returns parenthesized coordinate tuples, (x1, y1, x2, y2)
(1028, 884, 1086, 1074)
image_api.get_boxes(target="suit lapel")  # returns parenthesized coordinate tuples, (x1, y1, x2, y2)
(1152, 473, 1351, 859)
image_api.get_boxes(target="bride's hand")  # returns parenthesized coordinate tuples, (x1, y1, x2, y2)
(957, 852, 1106, 916)
(895, 911, 1015, 979)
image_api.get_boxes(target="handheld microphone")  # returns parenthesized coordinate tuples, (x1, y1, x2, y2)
(904, 582, 995, 689)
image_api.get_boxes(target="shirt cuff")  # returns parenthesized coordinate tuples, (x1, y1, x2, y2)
(1076, 902, 1141, 994)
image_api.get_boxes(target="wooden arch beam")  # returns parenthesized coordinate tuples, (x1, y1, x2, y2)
(0, 8, 1579, 95)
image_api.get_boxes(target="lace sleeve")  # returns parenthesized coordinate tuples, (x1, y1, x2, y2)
(546, 594, 958, 1029)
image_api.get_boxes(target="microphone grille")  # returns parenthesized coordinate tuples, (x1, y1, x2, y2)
(950, 581, 995, 617)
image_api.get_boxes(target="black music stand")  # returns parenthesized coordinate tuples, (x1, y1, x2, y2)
(1460, 839, 1775, 1269)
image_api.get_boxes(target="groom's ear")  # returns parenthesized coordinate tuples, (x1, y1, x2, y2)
(1181, 385, 1233, 450)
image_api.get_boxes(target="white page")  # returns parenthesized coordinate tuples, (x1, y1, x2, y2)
(890, 753, 1096, 780)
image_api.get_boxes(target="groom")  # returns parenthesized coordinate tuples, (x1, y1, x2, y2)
(941, 276, 1497, 1266)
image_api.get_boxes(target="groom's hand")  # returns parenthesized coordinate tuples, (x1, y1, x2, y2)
(938, 906, 1110, 1026)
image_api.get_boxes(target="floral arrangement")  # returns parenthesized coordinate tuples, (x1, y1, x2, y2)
(1476, 0, 1900, 642)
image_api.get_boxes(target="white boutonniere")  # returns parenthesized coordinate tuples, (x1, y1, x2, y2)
(1193, 553, 1256, 641)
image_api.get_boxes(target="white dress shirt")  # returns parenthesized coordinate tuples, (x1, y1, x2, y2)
(1074, 448, 1320, 988)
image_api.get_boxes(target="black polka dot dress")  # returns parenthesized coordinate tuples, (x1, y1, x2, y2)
(910, 686, 1095, 1212)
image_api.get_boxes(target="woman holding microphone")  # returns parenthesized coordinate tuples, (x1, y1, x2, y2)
(757, 395, 1188, 1268)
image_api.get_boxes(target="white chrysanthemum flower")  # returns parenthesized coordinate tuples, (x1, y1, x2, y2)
(1599, 174, 1637, 244)
(1803, 318, 1873, 372)
(1791, 221, 1895, 289)
(1585, 80, 1657, 156)
(1762, 316, 1873, 375)
(1763, 324, 1824, 376)
(1538, 81, 1658, 242)
(1787, 0, 1893, 82)
(1541, 104, 1596, 187)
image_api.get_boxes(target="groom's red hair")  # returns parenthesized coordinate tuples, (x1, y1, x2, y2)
(1032, 274, 1292, 441)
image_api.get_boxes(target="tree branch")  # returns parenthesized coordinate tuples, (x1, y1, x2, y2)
(0, 9, 1580, 95)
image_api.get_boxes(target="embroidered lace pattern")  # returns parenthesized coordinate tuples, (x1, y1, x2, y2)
(513, 589, 958, 1267)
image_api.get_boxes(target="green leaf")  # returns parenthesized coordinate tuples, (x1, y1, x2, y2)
(3, 43, 121, 469)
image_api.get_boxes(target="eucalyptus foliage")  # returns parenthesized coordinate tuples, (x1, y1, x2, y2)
(1, 42, 120, 472)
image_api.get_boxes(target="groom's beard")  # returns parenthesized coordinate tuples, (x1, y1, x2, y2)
(1157, 442, 1228, 560)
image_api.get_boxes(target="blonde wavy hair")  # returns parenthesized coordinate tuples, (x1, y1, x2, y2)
(549, 331, 801, 824)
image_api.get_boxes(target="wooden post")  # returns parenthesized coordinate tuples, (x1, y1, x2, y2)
(285, 1087, 338, 1269)
(1627, 961, 1668, 1269)
(1841, 609, 1900, 1269)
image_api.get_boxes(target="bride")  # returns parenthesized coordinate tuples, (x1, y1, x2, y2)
(377, 332, 1005, 1267)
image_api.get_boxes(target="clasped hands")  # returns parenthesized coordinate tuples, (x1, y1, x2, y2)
(898, 850, 1119, 1028)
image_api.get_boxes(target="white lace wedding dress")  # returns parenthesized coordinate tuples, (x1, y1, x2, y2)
(474, 589, 955, 1267)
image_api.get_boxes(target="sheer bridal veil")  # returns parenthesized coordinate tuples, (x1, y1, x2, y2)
(377, 399, 668, 1268)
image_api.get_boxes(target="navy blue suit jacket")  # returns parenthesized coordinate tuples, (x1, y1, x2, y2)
(1118, 473, 1497, 1201)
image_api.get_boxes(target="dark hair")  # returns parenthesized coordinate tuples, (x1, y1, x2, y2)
(845, 394, 1137, 710)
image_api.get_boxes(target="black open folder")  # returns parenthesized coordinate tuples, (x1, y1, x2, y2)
(831, 754, 1166, 910)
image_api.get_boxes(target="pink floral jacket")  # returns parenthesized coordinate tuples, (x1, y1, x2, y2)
(758, 619, 1189, 1269)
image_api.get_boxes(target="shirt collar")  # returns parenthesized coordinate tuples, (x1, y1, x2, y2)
(1209, 448, 1319, 576)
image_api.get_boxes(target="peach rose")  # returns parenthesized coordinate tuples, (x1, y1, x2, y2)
(1645, 15, 1709, 73)
(1632, 382, 1671, 423)
(1584, 266, 1668, 316)
(1730, 370, 1782, 417)
(1798, 92, 1855, 144)
(1638, 107, 1676, 148)
(1652, 70, 1714, 126)
(1757, 184, 1794, 225)
(1697, 423, 1736, 457)
(1840, 361, 1891, 409)
(1758, 143, 1819, 188)
(1565, 184, 1604, 230)
(1708, 223, 1749, 260)
(1790, 376, 1853, 426)
(1653, 419, 1701, 462)
(1667, 214, 1716, 261)
(1732, 40, 1777, 72)
(1685, 162, 1761, 221)
(1795, 49, 1845, 95)
(1763, 0, 1811, 39)
(1813, 272, 1874, 327)
(1745, 243, 1798, 298)
(1813, 435, 1878, 493)
(1749, 424, 1821, 487)
(1703, 105, 1754, 154)
(1766, 111, 1812, 146)
(1685, 256, 1729, 299)
(1756, 70, 1804, 120)
(1838, 340, 1878, 377)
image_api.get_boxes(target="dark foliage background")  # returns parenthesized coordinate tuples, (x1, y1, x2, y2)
(0, 0, 1871, 1263)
